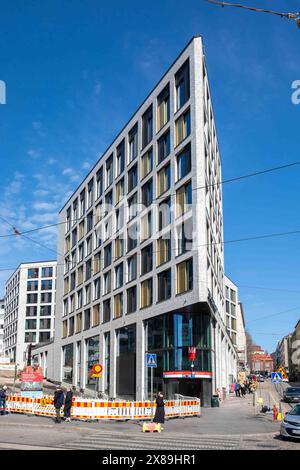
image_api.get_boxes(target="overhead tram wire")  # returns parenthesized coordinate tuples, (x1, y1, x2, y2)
(1, 159, 300, 238)
(205, 0, 300, 27)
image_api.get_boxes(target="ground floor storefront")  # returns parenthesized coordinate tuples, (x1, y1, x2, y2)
(33, 304, 237, 406)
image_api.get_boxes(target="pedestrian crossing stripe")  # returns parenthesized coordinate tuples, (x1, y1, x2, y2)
(146, 353, 157, 367)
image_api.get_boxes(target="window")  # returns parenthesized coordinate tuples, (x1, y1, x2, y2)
(127, 286, 137, 314)
(40, 305, 51, 316)
(84, 309, 91, 330)
(72, 228, 77, 248)
(104, 216, 112, 241)
(128, 124, 138, 162)
(157, 269, 172, 301)
(75, 313, 82, 333)
(86, 211, 93, 233)
(93, 277, 101, 300)
(41, 292, 52, 303)
(88, 179, 94, 208)
(103, 299, 111, 323)
(106, 155, 113, 188)
(80, 189, 86, 217)
(85, 260, 92, 281)
(141, 148, 153, 180)
(177, 218, 193, 255)
(127, 223, 138, 252)
(104, 243, 112, 268)
(141, 278, 152, 308)
(77, 289, 83, 309)
(157, 236, 171, 266)
(116, 205, 124, 231)
(141, 244, 153, 275)
(27, 293, 38, 304)
(26, 306, 37, 317)
(41, 267, 53, 278)
(128, 164, 138, 193)
(176, 143, 191, 181)
(94, 252, 101, 274)
(77, 266, 83, 286)
(72, 199, 78, 227)
(25, 332, 36, 343)
(175, 109, 190, 146)
(115, 263, 123, 289)
(25, 319, 37, 330)
(66, 207, 71, 233)
(141, 211, 152, 242)
(41, 279, 52, 291)
(39, 332, 51, 343)
(114, 293, 123, 319)
(128, 192, 138, 220)
(65, 235, 71, 253)
(157, 131, 170, 164)
(115, 237, 124, 260)
(115, 178, 124, 204)
(141, 179, 153, 208)
(86, 235, 92, 256)
(142, 105, 153, 148)
(70, 272, 76, 291)
(92, 304, 100, 327)
(127, 254, 137, 282)
(157, 84, 170, 131)
(176, 180, 192, 217)
(157, 164, 170, 197)
(104, 270, 111, 295)
(158, 197, 171, 230)
(175, 59, 190, 111)
(116, 140, 125, 176)
(28, 268, 39, 279)
(176, 259, 193, 294)
(105, 190, 113, 212)
(27, 281, 38, 292)
(96, 167, 103, 199)
(40, 318, 51, 330)
(79, 220, 85, 240)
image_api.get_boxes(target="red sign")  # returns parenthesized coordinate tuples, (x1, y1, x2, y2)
(188, 347, 197, 361)
(21, 366, 43, 383)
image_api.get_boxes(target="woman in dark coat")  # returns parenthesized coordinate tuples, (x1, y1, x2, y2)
(153, 392, 165, 424)
(63, 388, 73, 422)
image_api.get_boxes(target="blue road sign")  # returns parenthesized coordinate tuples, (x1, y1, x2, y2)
(271, 372, 283, 382)
(146, 353, 157, 367)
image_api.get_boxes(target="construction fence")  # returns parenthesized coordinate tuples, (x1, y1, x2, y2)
(6, 395, 201, 420)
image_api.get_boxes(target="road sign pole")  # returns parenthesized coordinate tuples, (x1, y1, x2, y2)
(151, 367, 153, 402)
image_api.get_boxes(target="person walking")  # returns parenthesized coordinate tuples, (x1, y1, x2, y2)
(153, 392, 165, 426)
(240, 384, 246, 398)
(0, 385, 7, 416)
(63, 387, 73, 422)
(54, 386, 64, 423)
(234, 382, 240, 397)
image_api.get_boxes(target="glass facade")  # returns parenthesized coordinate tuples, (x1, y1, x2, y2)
(146, 312, 212, 398)
(85, 336, 99, 389)
(116, 325, 136, 399)
(62, 343, 73, 384)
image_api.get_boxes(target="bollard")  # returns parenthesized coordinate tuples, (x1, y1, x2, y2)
(273, 404, 277, 421)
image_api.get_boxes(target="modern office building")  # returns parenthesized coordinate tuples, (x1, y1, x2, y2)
(35, 36, 237, 406)
(3, 261, 57, 367)
(0, 298, 4, 356)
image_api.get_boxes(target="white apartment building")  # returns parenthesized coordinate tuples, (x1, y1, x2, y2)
(3, 261, 57, 368)
(0, 298, 4, 356)
(224, 275, 238, 347)
(236, 302, 248, 371)
(34, 36, 237, 406)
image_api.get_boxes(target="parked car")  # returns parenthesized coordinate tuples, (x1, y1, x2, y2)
(283, 387, 300, 403)
(257, 375, 265, 382)
(280, 404, 300, 440)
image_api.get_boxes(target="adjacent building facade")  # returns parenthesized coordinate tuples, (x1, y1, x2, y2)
(275, 334, 292, 371)
(290, 320, 300, 381)
(0, 298, 4, 356)
(3, 261, 57, 367)
(236, 302, 248, 371)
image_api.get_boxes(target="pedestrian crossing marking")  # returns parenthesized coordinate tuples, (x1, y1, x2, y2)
(146, 353, 157, 367)
(271, 372, 283, 382)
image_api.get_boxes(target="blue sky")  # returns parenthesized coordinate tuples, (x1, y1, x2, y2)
(0, 0, 299, 352)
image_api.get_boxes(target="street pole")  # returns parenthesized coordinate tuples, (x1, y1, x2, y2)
(13, 364, 17, 393)
(151, 367, 153, 402)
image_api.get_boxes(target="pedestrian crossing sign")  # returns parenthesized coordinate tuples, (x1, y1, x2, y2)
(271, 372, 283, 382)
(146, 353, 157, 367)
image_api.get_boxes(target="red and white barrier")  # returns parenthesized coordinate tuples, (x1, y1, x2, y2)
(6, 395, 201, 420)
